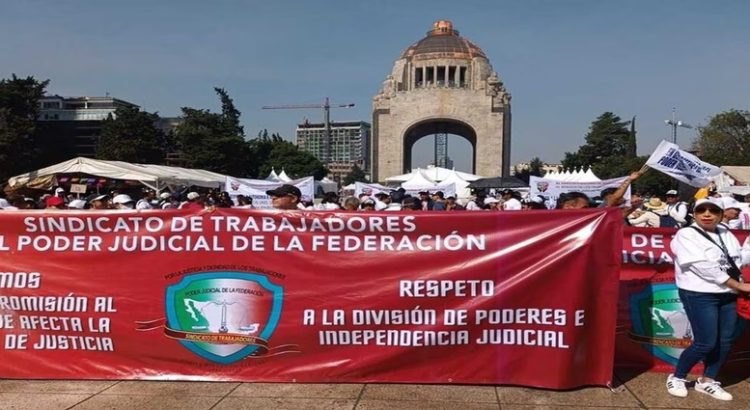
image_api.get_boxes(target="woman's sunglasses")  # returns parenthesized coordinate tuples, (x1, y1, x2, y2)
(694, 206, 722, 215)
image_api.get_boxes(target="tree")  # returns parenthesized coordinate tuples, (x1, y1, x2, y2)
(214, 87, 244, 138)
(562, 112, 634, 179)
(0, 74, 49, 182)
(176, 88, 251, 176)
(343, 164, 367, 185)
(693, 109, 750, 166)
(96, 106, 167, 164)
(259, 139, 328, 180)
(513, 157, 544, 184)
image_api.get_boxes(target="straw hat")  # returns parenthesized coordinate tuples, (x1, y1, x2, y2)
(644, 197, 667, 210)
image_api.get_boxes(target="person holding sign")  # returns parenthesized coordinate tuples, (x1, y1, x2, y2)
(667, 198, 750, 401)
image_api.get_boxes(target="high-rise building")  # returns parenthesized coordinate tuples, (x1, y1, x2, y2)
(296, 121, 371, 182)
(37, 95, 140, 157)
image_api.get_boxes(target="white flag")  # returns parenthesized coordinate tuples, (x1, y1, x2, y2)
(645, 140, 721, 187)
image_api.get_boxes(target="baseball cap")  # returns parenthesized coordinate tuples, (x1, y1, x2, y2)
(484, 197, 500, 205)
(693, 198, 724, 211)
(46, 196, 65, 207)
(112, 194, 134, 204)
(68, 199, 86, 209)
(89, 194, 108, 204)
(159, 192, 171, 200)
(721, 197, 742, 211)
(666, 190, 678, 196)
(186, 192, 200, 200)
(54, 187, 65, 194)
(266, 184, 301, 198)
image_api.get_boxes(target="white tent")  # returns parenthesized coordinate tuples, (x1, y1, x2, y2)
(316, 177, 338, 194)
(264, 168, 281, 182)
(6, 157, 228, 192)
(400, 170, 436, 189)
(136, 164, 226, 188)
(277, 169, 292, 182)
(385, 165, 482, 183)
(543, 167, 601, 183)
(440, 169, 472, 199)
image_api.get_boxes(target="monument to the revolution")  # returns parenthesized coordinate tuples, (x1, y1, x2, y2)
(372, 20, 511, 182)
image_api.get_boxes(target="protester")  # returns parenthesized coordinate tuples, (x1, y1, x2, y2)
(88, 194, 110, 210)
(45, 196, 66, 210)
(445, 196, 464, 211)
(112, 194, 135, 210)
(136, 189, 156, 210)
(431, 191, 446, 210)
(180, 192, 204, 210)
(666, 198, 750, 401)
(665, 190, 690, 227)
(360, 198, 376, 211)
(627, 198, 668, 227)
(556, 192, 591, 209)
(266, 184, 301, 210)
(234, 195, 254, 209)
(500, 189, 522, 210)
(418, 191, 434, 210)
(342, 196, 360, 211)
(401, 196, 422, 211)
(0, 198, 19, 211)
(720, 197, 742, 229)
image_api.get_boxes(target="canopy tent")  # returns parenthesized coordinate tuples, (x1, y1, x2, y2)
(385, 165, 482, 183)
(440, 169, 472, 198)
(315, 177, 338, 195)
(265, 169, 281, 182)
(714, 166, 750, 196)
(468, 176, 527, 189)
(277, 170, 292, 182)
(6, 157, 227, 192)
(400, 170, 436, 189)
(543, 167, 601, 182)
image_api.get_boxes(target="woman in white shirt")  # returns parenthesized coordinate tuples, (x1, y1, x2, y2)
(666, 198, 750, 401)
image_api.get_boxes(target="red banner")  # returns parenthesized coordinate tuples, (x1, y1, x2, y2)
(0, 209, 622, 389)
(618, 227, 750, 372)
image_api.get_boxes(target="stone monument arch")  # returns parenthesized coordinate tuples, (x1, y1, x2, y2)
(372, 20, 511, 181)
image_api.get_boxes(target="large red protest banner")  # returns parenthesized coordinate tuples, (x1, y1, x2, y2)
(618, 227, 750, 373)
(0, 209, 621, 389)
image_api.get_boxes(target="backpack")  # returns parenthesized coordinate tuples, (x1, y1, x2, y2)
(659, 214, 680, 228)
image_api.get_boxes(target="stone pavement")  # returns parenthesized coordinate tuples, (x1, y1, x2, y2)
(2, 370, 749, 410)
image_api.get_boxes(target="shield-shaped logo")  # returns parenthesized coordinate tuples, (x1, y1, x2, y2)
(629, 284, 692, 365)
(165, 272, 283, 364)
(536, 182, 549, 192)
(230, 180, 240, 191)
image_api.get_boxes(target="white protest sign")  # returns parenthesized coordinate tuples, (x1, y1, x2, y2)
(645, 140, 721, 187)
(529, 176, 629, 208)
(226, 176, 314, 209)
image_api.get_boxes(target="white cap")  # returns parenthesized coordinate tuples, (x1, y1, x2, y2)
(68, 199, 86, 209)
(720, 197, 742, 211)
(187, 192, 200, 200)
(55, 187, 65, 194)
(666, 190, 678, 196)
(159, 192, 171, 200)
(484, 197, 500, 205)
(694, 198, 724, 211)
(112, 194, 134, 204)
(0, 198, 18, 210)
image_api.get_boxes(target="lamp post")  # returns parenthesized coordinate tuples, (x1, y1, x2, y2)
(665, 107, 692, 145)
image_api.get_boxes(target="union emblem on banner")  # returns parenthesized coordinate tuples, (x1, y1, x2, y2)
(137, 272, 297, 364)
(628, 284, 692, 365)
(536, 182, 549, 192)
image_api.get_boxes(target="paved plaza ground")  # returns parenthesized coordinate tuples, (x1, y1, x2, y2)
(2, 370, 750, 410)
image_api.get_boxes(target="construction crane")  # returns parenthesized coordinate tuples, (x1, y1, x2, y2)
(262, 98, 355, 164)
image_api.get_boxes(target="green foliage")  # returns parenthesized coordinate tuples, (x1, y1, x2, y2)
(251, 135, 328, 180)
(343, 164, 367, 185)
(0, 74, 49, 182)
(692, 109, 750, 165)
(96, 106, 167, 164)
(176, 88, 251, 176)
(513, 157, 544, 184)
(562, 112, 632, 170)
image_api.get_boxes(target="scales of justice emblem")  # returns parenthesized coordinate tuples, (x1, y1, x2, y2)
(137, 271, 296, 364)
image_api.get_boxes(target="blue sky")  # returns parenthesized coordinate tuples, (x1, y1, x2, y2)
(2, 0, 749, 173)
